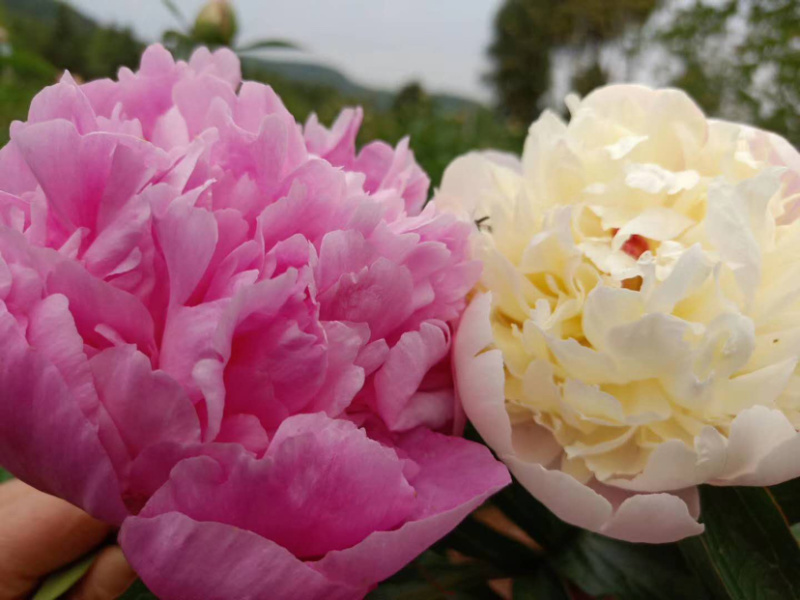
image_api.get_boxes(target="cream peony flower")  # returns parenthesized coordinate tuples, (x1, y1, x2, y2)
(436, 85, 800, 543)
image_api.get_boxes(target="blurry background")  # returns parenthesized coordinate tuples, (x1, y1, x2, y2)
(0, 0, 797, 188)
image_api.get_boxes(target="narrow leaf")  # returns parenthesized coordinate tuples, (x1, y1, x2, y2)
(678, 486, 800, 600)
(33, 552, 98, 600)
(161, 0, 188, 28)
(236, 39, 302, 52)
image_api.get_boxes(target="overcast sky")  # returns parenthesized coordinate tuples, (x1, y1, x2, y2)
(64, 0, 502, 101)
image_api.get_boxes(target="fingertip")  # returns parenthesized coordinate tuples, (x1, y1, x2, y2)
(67, 546, 137, 600)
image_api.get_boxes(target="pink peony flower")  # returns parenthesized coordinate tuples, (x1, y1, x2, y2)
(0, 45, 509, 598)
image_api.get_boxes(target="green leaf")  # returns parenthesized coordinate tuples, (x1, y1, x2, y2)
(118, 578, 158, 600)
(513, 567, 571, 599)
(678, 486, 800, 600)
(771, 478, 800, 524)
(32, 551, 98, 600)
(552, 532, 706, 600)
(235, 39, 302, 53)
(0, 467, 13, 483)
(367, 551, 502, 599)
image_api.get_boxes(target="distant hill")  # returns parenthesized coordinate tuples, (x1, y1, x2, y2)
(241, 57, 482, 113)
(0, 0, 482, 114)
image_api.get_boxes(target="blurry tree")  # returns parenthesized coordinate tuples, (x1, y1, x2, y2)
(392, 81, 433, 122)
(658, 0, 800, 146)
(43, 3, 83, 74)
(487, 0, 659, 123)
(2, 1, 141, 80)
(571, 60, 608, 99)
(83, 25, 142, 79)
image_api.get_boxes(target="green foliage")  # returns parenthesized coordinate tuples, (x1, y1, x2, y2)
(680, 487, 800, 600)
(487, 0, 659, 122)
(0, 0, 143, 80)
(656, 0, 800, 146)
(377, 481, 800, 599)
(553, 532, 706, 600)
(0, 81, 40, 146)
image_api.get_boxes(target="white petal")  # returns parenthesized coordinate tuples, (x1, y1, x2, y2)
(599, 488, 704, 543)
(612, 208, 694, 251)
(646, 244, 713, 313)
(624, 163, 700, 195)
(606, 135, 648, 160)
(454, 293, 514, 456)
(713, 406, 800, 484)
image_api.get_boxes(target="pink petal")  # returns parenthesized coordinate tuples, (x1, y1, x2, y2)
(0, 142, 37, 196)
(374, 320, 453, 431)
(27, 294, 97, 413)
(155, 193, 218, 305)
(174, 75, 236, 139)
(120, 513, 359, 600)
(47, 260, 157, 358)
(319, 257, 415, 342)
(0, 304, 126, 523)
(188, 46, 242, 90)
(28, 74, 98, 134)
(303, 321, 367, 418)
(139, 414, 417, 558)
(314, 428, 510, 587)
(216, 414, 270, 455)
(304, 107, 363, 166)
(90, 346, 201, 455)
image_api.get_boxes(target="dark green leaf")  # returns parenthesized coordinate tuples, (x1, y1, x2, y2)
(32, 551, 98, 600)
(0, 468, 13, 483)
(771, 478, 800, 524)
(438, 515, 541, 574)
(118, 578, 158, 600)
(513, 567, 571, 599)
(678, 486, 800, 600)
(368, 552, 502, 600)
(492, 479, 578, 551)
(552, 532, 706, 600)
(236, 39, 302, 53)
